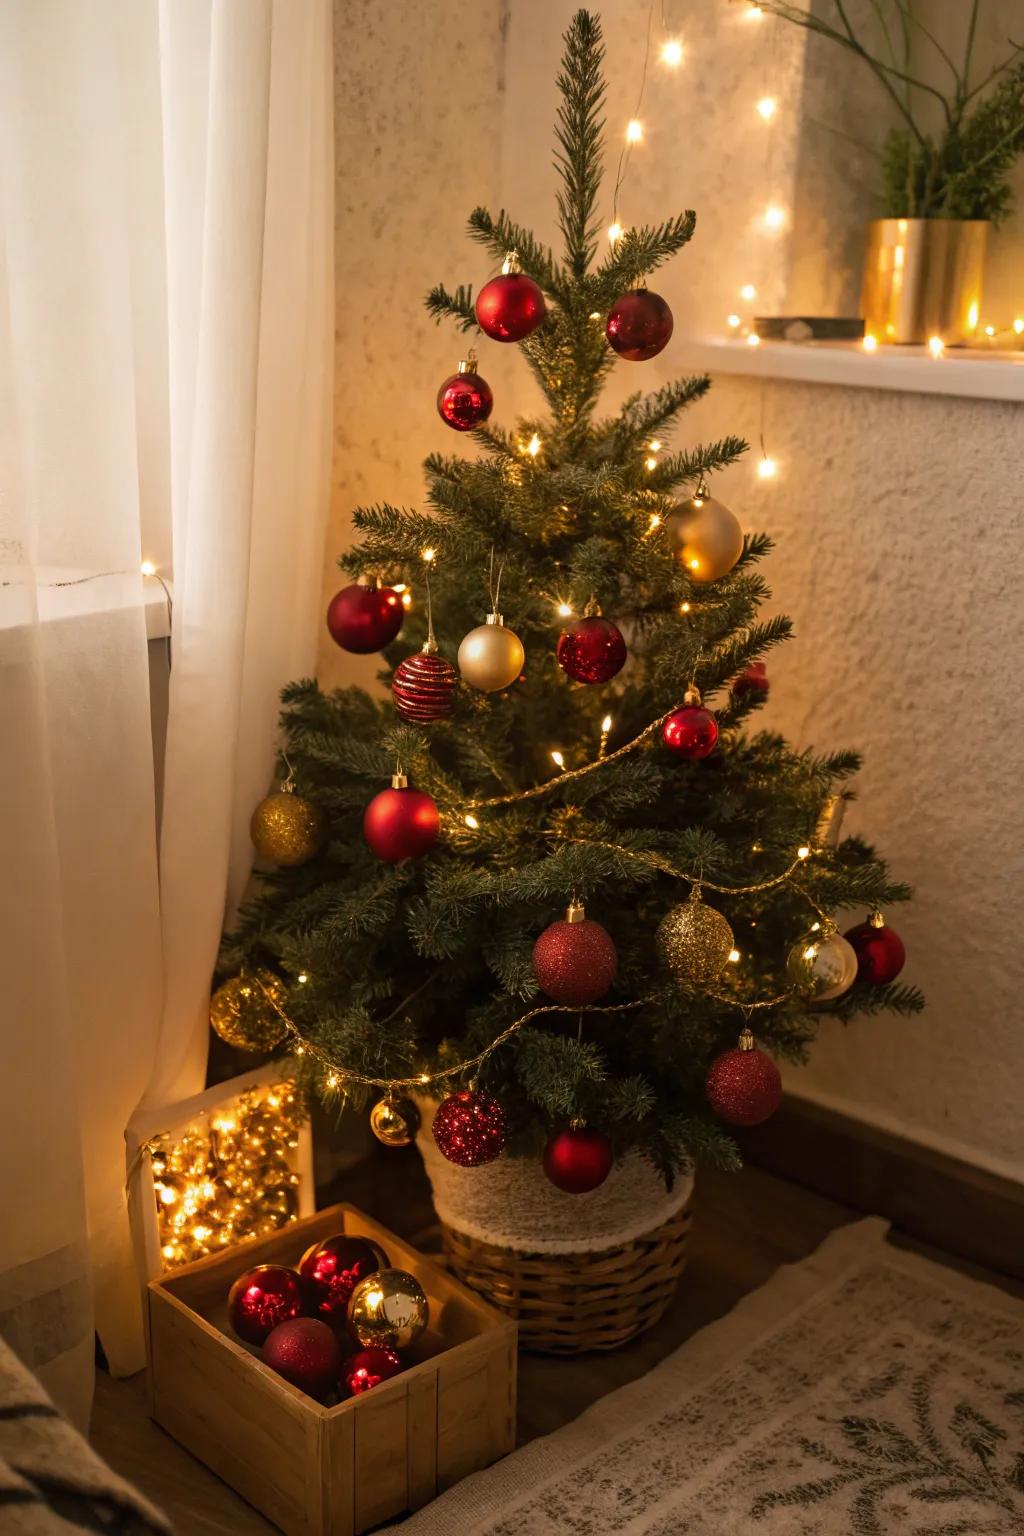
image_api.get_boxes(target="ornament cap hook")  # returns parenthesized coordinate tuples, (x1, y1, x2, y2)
(566, 900, 586, 924)
(869, 908, 885, 929)
(738, 1026, 756, 1052)
(485, 611, 504, 627)
(684, 684, 702, 708)
(501, 250, 521, 275)
(391, 770, 408, 790)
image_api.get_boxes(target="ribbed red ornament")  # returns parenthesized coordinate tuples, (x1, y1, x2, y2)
(299, 1235, 384, 1322)
(844, 913, 906, 986)
(543, 1127, 614, 1194)
(532, 904, 617, 1006)
(432, 1089, 506, 1167)
(662, 705, 719, 759)
(556, 616, 627, 684)
(343, 1346, 403, 1396)
(228, 1264, 307, 1345)
(436, 364, 493, 431)
(731, 660, 769, 701)
(606, 290, 674, 361)
(363, 779, 440, 863)
(392, 649, 458, 723)
(326, 583, 404, 654)
(475, 272, 546, 342)
(262, 1318, 341, 1398)
(705, 1033, 781, 1126)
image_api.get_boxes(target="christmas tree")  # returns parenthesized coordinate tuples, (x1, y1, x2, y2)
(219, 10, 922, 1188)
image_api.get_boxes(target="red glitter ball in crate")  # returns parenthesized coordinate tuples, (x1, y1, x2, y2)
(392, 650, 458, 723)
(432, 1090, 507, 1167)
(227, 1264, 306, 1345)
(262, 1318, 341, 1399)
(299, 1235, 386, 1322)
(342, 1346, 403, 1396)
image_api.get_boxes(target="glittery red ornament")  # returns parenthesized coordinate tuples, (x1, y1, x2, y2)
(844, 912, 906, 986)
(705, 1031, 781, 1126)
(343, 1346, 403, 1396)
(228, 1264, 306, 1345)
(437, 361, 493, 431)
(532, 903, 617, 1006)
(662, 704, 719, 759)
(326, 583, 404, 654)
(475, 271, 546, 342)
(299, 1235, 385, 1322)
(606, 290, 674, 361)
(263, 1318, 341, 1398)
(731, 660, 769, 702)
(392, 647, 458, 723)
(556, 616, 627, 684)
(363, 775, 440, 862)
(543, 1127, 614, 1194)
(433, 1089, 506, 1167)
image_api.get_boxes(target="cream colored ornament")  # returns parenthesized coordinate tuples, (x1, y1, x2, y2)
(668, 492, 744, 583)
(458, 611, 525, 691)
(786, 927, 858, 1001)
(656, 887, 735, 985)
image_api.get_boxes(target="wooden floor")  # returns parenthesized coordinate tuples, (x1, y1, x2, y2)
(90, 1158, 1021, 1534)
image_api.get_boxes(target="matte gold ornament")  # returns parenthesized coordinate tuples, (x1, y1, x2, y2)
(250, 783, 326, 867)
(786, 927, 858, 1001)
(667, 492, 744, 583)
(458, 612, 525, 692)
(656, 887, 735, 985)
(348, 1268, 429, 1351)
(209, 970, 288, 1051)
(369, 1094, 420, 1147)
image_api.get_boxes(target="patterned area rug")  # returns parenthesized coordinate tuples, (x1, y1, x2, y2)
(387, 1218, 1024, 1535)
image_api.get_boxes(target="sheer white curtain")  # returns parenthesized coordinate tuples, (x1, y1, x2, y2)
(0, 0, 332, 1427)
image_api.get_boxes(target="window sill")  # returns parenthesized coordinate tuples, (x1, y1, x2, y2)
(676, 334, 1024, 404)
(0, 569, 172, 638)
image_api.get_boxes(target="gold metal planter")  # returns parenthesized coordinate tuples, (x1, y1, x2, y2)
(861, 218, 988, 345)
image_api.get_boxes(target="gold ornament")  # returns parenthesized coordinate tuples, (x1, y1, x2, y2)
(457, 612, 525, 692)
(369, 1094, 420, 1147)
(656, 887, 735, 985)
(786, 927, 858, 1001)
(250, 784, 326, 866)
(667, 493, 744, 583)
(348, 1268, 429, 1351)
(209, 970, 288, 1050)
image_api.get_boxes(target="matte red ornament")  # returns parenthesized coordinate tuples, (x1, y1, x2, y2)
(532, 902, 617, 1006)
(262, 1318, 341, 1398)
(543, 1126, 614, 1194)
(731, 660, 769, 702)
(326, 583, 404, 655)
(432, 1089, 506, 1167)
(343, 1346, 403, 1396)
(662, 704, 719, 760)
(556, 616, 627, 684)
(475, 271, 546, 343)
(844, 911, 906, 986)
(228, 1264, 306, 1345)
(392, 647, 458, 723)
(437, 360, 493, 431)
(363, 774, 440, 862)
(299, 1234, 386, 1322)
(605, 289, 674, 361)
(705, 1030, 782, 1126)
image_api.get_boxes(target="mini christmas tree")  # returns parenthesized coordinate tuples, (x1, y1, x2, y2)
(220, 10, 921, 1185)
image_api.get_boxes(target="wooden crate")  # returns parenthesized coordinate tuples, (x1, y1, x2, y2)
(147, 1202, 517, 1536)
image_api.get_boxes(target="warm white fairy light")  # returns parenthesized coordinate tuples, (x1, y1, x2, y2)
(464, 813, 479, 829)
(401, 591, 412, 608)
(747, 332, 761, 347)
(1014, 318, 1024, 334)
(601, 714, 613, 734)
(862, 334, 878, 352)
(762, 204, 786, 231)
(797, 845, 811, 859)
(660, 38, 683, 67)
(550, 750, 566, 769)
(527, 433, 541, 457)
(599, 714, 613, 758)
(297, 971, 309, 984)
(392, 582, 407, 593)
(727, 948, 741, 963)
(756, 96, 777, 120)
(758, 455, 777, 478)
(984, 325, 996, 337)
(557, 600, 573, 618)
(645, 456, 658, 471)
(649, 439, 661, 452)
(140, 559, 157, 577)
(421, 546, 436, 562)
(607, 222, 623, 244)
(680, 601, 691, 614)
(928, 335, 944, 357)
(740, 283, 757, 302)
(626, 119, 644, 143)
(647, 512, 661, 528)
(727, 313, 742, 329)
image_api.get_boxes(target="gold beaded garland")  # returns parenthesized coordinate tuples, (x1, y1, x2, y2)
(209, 970, 289, 1051)
(655, 888, 735, 985)
(348, 1269, 429, 1351)
(250, 786, 326, 866)
(369, 1095, 420, 1147)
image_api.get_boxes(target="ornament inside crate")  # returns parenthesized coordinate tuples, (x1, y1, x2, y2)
(146, 1202, 516, 1536)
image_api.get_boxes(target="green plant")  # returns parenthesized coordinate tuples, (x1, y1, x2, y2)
(759, 1, 1024, 221)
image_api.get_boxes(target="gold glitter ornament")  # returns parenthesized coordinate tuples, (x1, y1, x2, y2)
(666, 492, 744, 583)
(369, 1094, 420, 1147)
(209, 970, 289, 1051)
(250, 784, 326, 866)
(656, 887, 735, 985)
(348, 1268, 429, 1351)
(786, 927, 858, 1001)
(458, 612, 526, 692)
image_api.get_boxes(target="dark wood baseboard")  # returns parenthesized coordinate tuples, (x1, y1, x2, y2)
(737, 1095, 1024, 1282)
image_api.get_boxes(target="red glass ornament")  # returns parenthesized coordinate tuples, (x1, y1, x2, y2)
(228, 1264, 306, 1345)
(662, 705, 719, 760)
(475, 272, 546, 343)
(731, 660, 769, 702)
(262, 1318, 341, 1398)
(844, 913, 906, 986)
(556, 616, 627, 684)
(705, 1034, 781, 1126)
(532, 903, 617, 1006)
(343, 1346, 403, 1396)
(326, 583, 404, 654)
(299, 1235, 385, 1322)
(437, 362, 493, 431)
(432, 1089, 506, 1167)
(363, 776, 440, 862)
(543, 1127, 614, 1194)
(605, 290, 674, 361)
(392, 648, 458, 723)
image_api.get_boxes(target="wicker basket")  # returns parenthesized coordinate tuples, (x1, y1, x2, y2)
(440, 1194, 694, 1354)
